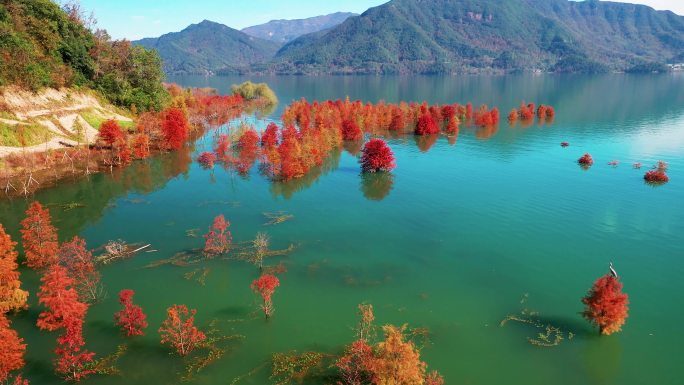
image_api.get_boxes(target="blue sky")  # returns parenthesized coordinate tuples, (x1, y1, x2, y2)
(77, 0, 389, 40)
(76, 0, 684, 41)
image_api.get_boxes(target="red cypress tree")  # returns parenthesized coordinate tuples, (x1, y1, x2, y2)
(415, 114, 439, 135)
(278, 131, 305, 180)
(537, 105, 548, 119)
(0, 313, 26, 384)
(342, 119, 363, 141)
(644, 170, 669, 184)
(161, 108, 189, 150)
(360, 139, 396, 173)
(261, 122, 279, 147)
(99, 120, 130, 166)
(214, 134, 231, 159)
(251, 274, 280, 318)
(20, 201, 59, 269)
(197, 152, 217, 169)
(508, 109, 518, 122)
(159, 304, 206, 356)
(0, 224, 28, 313)
(441, 105, 456, 123)
(425, 371, 445, 385)
(132, 133, 150, 159)
(446, 117, 459, 135)
(238, 129, 260, 152)
(546, 106, 555, 118)
(582, 273, 629, 335)
(389, 110, 406, 131)
(336, 339, 374, 385)
(465, 103, 473, 120)
(114, 289, 148, 337)
(203, 215, 231, 257)
(369, 325, 427, 385)
(36, 264, 87, 332)
(55, 317, 96, 382)
(578, 153, 594, 167)
(58, 236, 100, 303)
(98, 120, 125, 147)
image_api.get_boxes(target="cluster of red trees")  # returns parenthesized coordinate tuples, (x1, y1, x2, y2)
(97, 84, 249, 169)
(576, 152, 671, 185)
(1, 202, 244, 382)
(644, 161, 669, 184)
(0, 223, 29, 385)
(210, 99, 504, 181)
(508, 102, 555, 124)
(336, 304, 444, 385)
(98, 107, 189, 167)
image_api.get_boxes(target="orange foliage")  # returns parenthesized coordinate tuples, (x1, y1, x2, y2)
(0, 225, 28, 313)
(161, 107, 189, 150)
(58, 236, 100, 303)
(132, 133, 150, 159)
(36, 264, 87, 332)
(582, 274, 629, 335)
(159, 304, 206, 356)
(370, 325, 426, 385)
(261, 122, 279, 147)
(20, 201, 59, 269)
(0, 313, 26, 383)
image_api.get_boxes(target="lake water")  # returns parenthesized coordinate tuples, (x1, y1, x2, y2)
(1, 74, 683, 385)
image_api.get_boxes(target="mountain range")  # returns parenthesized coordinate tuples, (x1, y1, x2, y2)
(241, 12, 357, 44)
(133, 0, 684, 75)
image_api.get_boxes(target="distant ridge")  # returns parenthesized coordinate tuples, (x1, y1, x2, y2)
(134, 0, 684, 75)
(133, 20, 280, 75)
(271, 0, 684, 74)
(242, 12, 358, 43)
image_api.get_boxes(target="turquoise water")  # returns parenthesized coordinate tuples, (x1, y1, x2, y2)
(1, 74, 683, 385)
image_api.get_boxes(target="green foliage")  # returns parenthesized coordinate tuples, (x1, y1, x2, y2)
(626, 62, 671, 74)
(272, 0, 684, 74)
(242, 12, 357, 43)
(0, 122, 51, 147)
(0, 0, 169, 111)
(231, 81, 278, 106)
(133, 20, 280, 75)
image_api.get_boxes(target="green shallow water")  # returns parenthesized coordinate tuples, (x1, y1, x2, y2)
(1, 74, 683, 385)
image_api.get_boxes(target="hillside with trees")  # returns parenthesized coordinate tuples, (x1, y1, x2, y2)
(272, 0, 684, 74)
(241, 12, 357, 44)
(134, 20, 281, 75)
(0, 0, 168, 111)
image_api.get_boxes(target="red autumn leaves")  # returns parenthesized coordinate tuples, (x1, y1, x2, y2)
(251, 274, 280, 318)
(336, 304, 444, 385)
(361, 139, 396, 173)
(577, 153, 671, 185)
(644, 161, 669, 184)
(159, 304, 206, 357)
(0, 224, 27, 384)
(582, 274, 629, 335)
(508, 102, 555, 124)
(114, 290, 148, 337)
(203, 215, 232, 258)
